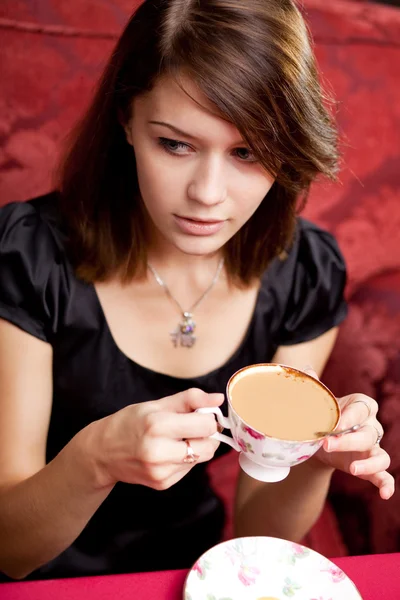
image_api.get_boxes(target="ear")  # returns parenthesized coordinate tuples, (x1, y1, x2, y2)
(118, 108, 134, 147)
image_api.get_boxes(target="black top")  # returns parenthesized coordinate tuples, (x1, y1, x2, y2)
(0, 193, 348, 580)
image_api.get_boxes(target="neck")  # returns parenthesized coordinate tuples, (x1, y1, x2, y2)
(146, 245, 225, 308)
(146, 230, 224, 280)
(148, 247, 222, 272)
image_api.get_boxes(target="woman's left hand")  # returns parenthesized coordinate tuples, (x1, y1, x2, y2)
(315, 392, 395, 500)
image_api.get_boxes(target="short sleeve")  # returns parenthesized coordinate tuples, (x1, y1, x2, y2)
(0, 200, 67, 343)
(275, 219, 348, 346)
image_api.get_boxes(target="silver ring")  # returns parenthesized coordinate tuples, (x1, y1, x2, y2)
(183, 440, 200, 464)
(353, 398, 372, 420)
(373, 426, 383, 446)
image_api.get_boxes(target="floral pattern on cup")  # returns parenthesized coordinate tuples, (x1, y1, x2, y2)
(184, 537, 362, 600)
(261, 452, 287, 461)
(231, 412, 239, 427)
(237, 437, 255, 453)
(226, 403, 328, 474)
(297, 454, 312, 462)
(230, 409, 325, 470)
(241, 424, 265, 440)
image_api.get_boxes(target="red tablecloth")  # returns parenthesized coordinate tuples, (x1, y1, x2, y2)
(1, 554, 399, 599)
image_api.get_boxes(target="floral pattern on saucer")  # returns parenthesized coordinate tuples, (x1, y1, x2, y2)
(183, 537, 362, 600)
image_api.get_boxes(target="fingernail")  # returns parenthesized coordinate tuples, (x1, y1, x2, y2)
(326, 440, 335, 452)
(302, 365, 319, 380)
(353, 465, 358, 475)
(382, 488, 392, 500)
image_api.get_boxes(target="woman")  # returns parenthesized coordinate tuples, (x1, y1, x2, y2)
(0, 0, 393, 581)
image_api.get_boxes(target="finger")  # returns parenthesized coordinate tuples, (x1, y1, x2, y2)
(350, 448, 391, 476)
(324, 423, 383, 453)
(377, 472, 395, 500)
(143, 410, 220, 439)
(154, 388, 224, 413)
(139, 436, 220, 467)
(352, 470, 395, 500)
(302, 365, 320, 381)
(337, 394, 378, 429)
(172, 437, 220, 465)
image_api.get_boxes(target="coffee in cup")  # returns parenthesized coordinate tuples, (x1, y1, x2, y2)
(229, 364, 338, 441)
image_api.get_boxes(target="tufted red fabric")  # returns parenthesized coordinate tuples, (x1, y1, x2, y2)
(0, 0, 399, 557)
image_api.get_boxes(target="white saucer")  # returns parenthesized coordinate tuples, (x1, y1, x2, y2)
(183, 536, 362, 600)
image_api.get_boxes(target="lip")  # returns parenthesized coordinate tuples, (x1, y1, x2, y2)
(174, 215, 226, 236)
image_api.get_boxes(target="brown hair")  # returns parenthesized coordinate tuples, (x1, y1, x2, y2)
(58, 0, 339, 285)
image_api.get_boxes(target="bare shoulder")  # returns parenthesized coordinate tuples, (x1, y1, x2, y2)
(273, 328, 339, 376)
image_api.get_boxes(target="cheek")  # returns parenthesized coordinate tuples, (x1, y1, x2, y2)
(234, 175, 274, 216)
(135, 151, 177, 211)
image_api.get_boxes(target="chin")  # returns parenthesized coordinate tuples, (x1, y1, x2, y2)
(171, 234, 227, 257)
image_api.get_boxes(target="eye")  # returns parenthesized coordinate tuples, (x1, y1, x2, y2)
(233, 147, 258, 163)
(158, 137, 191, 155)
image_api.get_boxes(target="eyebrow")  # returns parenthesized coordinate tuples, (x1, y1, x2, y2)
(149, 120, 245, 146)
(149, 120, 198, 140)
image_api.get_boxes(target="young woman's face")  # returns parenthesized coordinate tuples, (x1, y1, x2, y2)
(125, 76, 275, 257)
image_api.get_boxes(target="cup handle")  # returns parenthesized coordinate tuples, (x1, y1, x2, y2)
(196, 407, 241, 452)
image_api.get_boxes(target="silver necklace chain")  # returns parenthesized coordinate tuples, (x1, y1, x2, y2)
(147, 257, 225, 348)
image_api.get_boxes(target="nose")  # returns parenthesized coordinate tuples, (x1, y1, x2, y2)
(187, 155, 227, 206)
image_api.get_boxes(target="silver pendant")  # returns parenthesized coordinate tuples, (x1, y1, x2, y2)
(170, 312, 196, 348)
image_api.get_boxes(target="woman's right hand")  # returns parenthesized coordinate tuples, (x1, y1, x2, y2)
(85, 388, 224, 491)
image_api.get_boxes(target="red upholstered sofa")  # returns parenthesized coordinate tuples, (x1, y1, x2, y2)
(1, 0, 399, 557)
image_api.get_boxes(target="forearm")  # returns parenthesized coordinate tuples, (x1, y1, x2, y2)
(0, 423, 114, 580)
(234, 458, 334, 542)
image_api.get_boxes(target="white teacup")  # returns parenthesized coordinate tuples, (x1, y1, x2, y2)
(197, 363, 340, 482)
